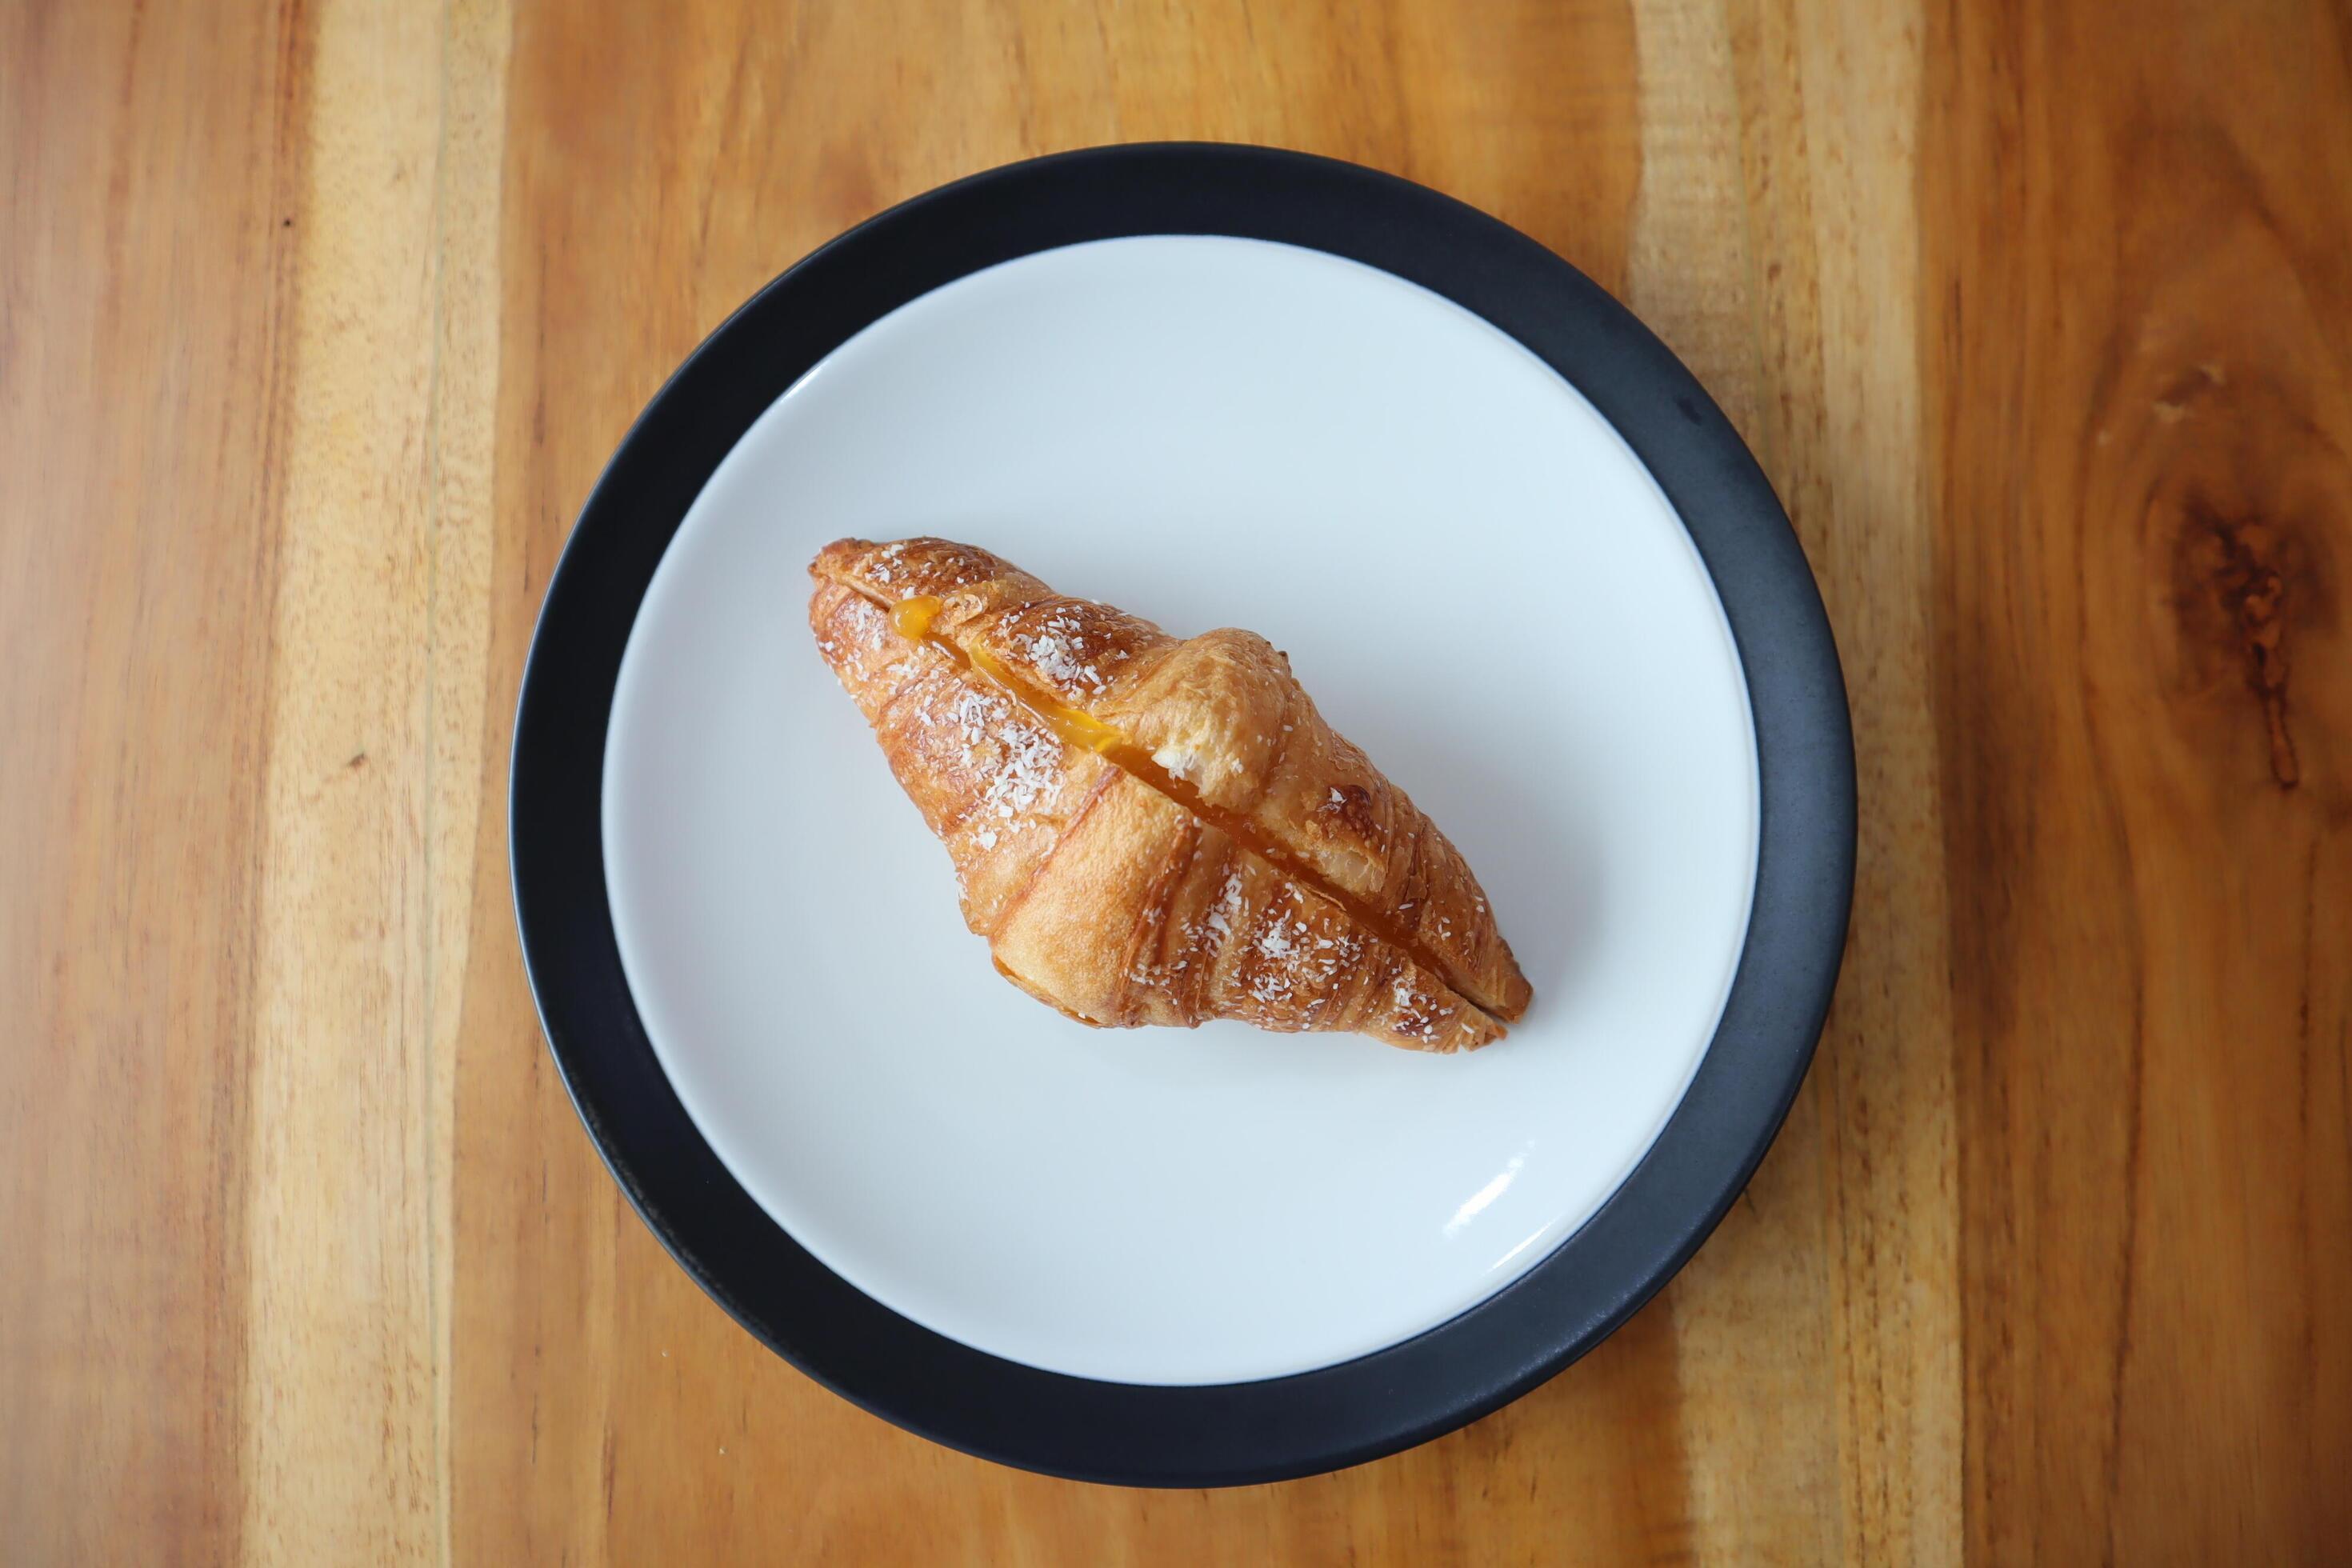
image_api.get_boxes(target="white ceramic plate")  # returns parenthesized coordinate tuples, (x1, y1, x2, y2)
(601, 234, 1759, 1386)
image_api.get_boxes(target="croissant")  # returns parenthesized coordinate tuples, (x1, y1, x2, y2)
(808, 537, 1532, 1052)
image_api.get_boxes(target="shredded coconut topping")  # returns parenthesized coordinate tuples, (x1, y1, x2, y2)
(1018, 630, 1110, 694)
(941, 685, 1066, 823)
(1203, 870, 1244, 942)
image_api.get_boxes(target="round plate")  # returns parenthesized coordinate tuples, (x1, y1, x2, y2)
(512, 144, 1854, 1485)
(609, 235, 1760, 1384)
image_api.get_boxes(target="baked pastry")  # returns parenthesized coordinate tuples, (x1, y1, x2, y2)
(809, 537, 1531, 1051)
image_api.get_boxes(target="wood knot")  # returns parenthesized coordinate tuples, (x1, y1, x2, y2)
(2171, 502, 2303, 786)
(2082, 134, 2348, 800)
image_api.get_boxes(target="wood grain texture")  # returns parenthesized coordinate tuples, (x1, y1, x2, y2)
(1926, 2, 2352, 1560)
(1, 1, 304, 1559)
(4, 0, 2347, 1561)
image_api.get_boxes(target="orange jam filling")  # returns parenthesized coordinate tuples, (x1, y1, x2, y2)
(874, 591, 1501, 1020)
(890, 595, 943, 640)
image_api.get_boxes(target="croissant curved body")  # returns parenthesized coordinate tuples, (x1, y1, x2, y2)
(809, 537, 1530, 1052)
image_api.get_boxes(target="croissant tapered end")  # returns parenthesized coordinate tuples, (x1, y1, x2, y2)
(1101, 626, 1534, 1023)
(809, 538, 1528, 1052)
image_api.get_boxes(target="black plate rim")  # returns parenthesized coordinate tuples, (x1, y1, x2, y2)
(509, 141, 1856, 1488)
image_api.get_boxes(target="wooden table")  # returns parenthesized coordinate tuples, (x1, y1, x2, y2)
(7, 1, 2349, 1561)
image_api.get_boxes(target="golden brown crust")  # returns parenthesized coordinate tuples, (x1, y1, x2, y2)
(810, 576, 1502, 1052)
(811, 537, 1533, 1022)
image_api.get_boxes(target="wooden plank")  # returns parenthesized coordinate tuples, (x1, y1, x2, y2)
(0, 2, 305, 1560)
(1717, 1, 1968, 1561)
(1626, 2, 1853, 1563)
(237, 0, 511, 1559)
(1924, 2, 2352, 1558)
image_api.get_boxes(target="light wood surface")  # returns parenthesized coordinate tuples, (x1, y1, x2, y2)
(5, 0, 2347, 1561)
